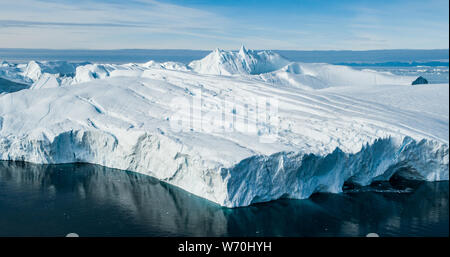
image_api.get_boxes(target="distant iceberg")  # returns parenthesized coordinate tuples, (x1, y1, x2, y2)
(188, 45, 290, 75)
(1, 46, 417, 90)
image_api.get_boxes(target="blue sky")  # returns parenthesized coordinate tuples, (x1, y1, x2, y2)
(0, 0, 448, 50)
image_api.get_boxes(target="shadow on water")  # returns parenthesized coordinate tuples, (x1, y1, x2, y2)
(0, 161, 448, 237)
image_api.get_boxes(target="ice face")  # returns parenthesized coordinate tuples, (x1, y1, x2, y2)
(188, 46, 290, 75)
(0, 47, 448, 207)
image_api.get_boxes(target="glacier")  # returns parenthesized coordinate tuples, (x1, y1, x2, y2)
(0, 47, 448, 207)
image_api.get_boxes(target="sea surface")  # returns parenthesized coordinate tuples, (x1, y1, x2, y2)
(0, 161, 448, 237)
(1, 48, 448, 83)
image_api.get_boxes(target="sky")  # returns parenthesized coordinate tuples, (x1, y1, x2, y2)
(0, 0, 448, 50)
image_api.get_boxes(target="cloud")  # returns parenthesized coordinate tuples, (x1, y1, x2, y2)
(0, 0, 238, 49)
(0, 0, 447, 50)
(0, 20, 145, 28)
(0, 0, 229, 29)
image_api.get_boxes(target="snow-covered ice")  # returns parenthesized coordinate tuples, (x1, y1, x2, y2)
(0, 47, 448, 207)
(189, 46, 290, 75)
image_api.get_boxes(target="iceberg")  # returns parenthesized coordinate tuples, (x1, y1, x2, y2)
(259, 62, 415, 89)
(0, 47, 448, 207)
(189, 45, 290, 75)
(0, 60, 88, 89)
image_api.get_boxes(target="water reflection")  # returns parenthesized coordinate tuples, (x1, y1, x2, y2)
(0, 161, 448, 237)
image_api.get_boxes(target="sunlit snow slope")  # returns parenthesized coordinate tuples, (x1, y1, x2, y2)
(0, 47, 448, 207)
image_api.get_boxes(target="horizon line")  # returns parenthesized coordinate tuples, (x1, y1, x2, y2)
(0, 47, 449, 52)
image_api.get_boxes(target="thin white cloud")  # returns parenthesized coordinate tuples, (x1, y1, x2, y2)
(0, 0, 447, 50)
(0, 0, 236, 49)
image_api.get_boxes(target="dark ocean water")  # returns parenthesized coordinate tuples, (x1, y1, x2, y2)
(0, 161, 448, 237)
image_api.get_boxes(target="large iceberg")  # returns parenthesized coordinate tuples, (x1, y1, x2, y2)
(0, 47, 448, 207)
(189, 45, 290, 75)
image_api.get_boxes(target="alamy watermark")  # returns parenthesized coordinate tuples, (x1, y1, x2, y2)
(168, 88, 279, 143)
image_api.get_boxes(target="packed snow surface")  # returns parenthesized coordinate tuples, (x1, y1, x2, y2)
(0, 47, 448, 207)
